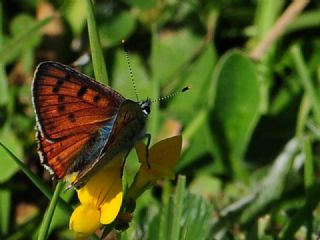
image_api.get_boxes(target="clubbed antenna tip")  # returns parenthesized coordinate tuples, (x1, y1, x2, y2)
(182, 86, 191, 92)
(151, 85, 191, 103)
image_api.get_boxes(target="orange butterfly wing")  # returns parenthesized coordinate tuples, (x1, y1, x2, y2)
(32, 62, 125, 178)
(37, 131, 93, 178)
(33, 62, 124, 140)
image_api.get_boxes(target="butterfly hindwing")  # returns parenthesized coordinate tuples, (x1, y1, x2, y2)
(37, 131, 93, 178)
(71, 100, 148, 188)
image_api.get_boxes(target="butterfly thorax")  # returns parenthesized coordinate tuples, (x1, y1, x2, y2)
(103, 99, 150, 152)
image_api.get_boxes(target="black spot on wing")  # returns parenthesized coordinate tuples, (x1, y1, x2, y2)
(68, 113, 76, 122)
(93, 94, 101, 103)
(77, 87, 88, 97)
(57, 104, 66, 112)
(52, 86, 60, 93)
(56, 78, 64, 86)
(52, 78, 64, 93)
(58, 95, 65, 102)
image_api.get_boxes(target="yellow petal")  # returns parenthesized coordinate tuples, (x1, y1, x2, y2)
(135, 135, 182, 174)
(149, 135, 182, 167)
(100, 190, 123, 224)
(69, 204, 101, 236)
(77, 157, 123, 207)
(128, 136, 182, 199)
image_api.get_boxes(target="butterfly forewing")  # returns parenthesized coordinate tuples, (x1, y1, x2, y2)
(32, 62, 125, 140)
(32, 62, 125, 179)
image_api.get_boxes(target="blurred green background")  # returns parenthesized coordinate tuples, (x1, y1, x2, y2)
(1, 0, 320, 239)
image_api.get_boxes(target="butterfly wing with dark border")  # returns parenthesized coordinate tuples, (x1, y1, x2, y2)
(32, 62, 125, 179)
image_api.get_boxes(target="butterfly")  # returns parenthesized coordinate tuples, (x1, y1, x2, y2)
(32, 61, 151, 189)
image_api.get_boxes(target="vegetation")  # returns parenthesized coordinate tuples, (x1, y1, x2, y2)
(1, 0, 320, 239)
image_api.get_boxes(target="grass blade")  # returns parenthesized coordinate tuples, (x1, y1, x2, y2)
(290, 44, 320, 124)
(38, 182, 64, 240)
(0, 1, 8, 105)
(85, 0, 108, 85)
(304, 137, 314, 190)
(0, 142, 71, 214)
(0, 189, 10, 235)
(170, 175, 186, 240)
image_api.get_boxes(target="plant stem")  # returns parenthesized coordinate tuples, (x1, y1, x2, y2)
(85, 0, 109, 85)
(38, 182, 64, 240)
(290, 44, 320, 125)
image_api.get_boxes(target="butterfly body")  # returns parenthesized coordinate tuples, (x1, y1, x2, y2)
(32, 61, 151, 188)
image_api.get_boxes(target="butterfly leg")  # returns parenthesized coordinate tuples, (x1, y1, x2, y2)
(145, 133, 151, 168)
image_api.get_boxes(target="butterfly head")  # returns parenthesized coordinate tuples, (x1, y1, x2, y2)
(140, 98, 151, 116)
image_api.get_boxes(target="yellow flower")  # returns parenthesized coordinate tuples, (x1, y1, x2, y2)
(126, 135, 182, 200)
(69, 135, 182, 235)
(69, 157, 123, 236)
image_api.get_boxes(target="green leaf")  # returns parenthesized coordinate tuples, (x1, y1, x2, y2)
(189, 175, 222, 196)
(0, 125, 23, 182)
(63, 0, 87, 36)
(178, 118, 223, 174)
(0, 16, 51, 64)
(168, 44, 217, 116)
(151, 28, 202, 86)
(10, 14, 41, 51)
(123, 0, 157, 9)
(209, 50, 260, 179)
(147, 176, 212, 240)
(99, 11, 136, 47)
(112, 50, 151, 100)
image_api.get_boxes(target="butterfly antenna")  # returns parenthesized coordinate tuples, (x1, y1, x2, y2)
(122, 40, 139, 101)
(152, 86, 190, 103)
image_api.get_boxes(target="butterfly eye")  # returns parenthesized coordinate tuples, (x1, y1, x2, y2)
(140, 99, 151, 116)
(142, 105, 150, 115)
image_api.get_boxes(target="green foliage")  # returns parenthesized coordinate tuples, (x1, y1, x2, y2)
(0, 125, 23, 182)
(1, 0, 320, 239)
(210, 50, 260, 180)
